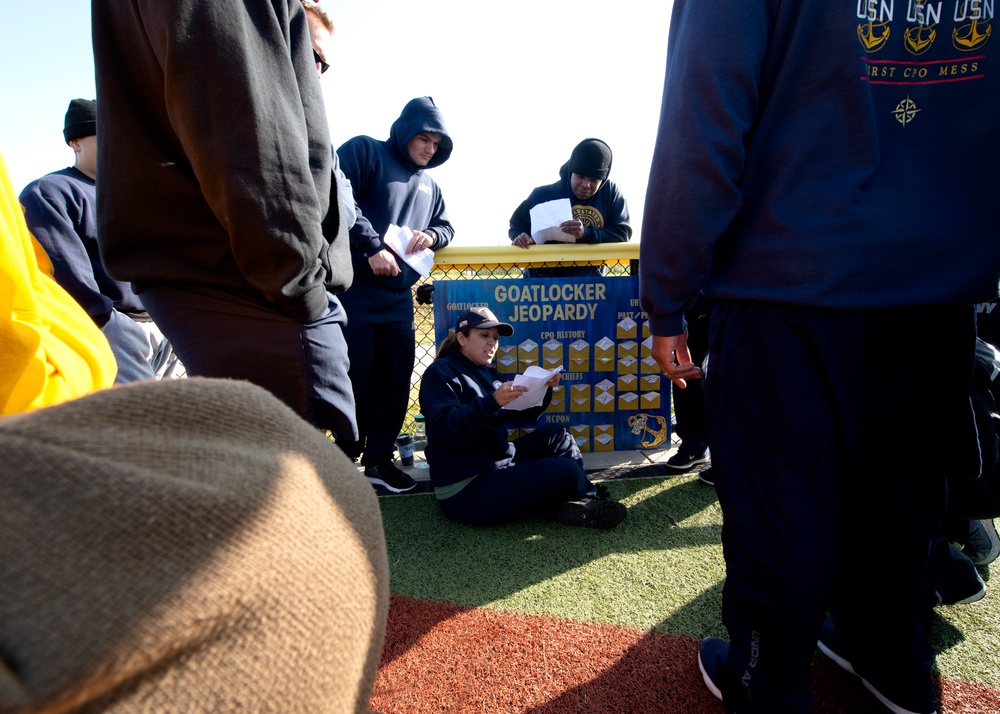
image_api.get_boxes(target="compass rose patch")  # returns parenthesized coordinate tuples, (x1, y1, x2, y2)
(892, 96, 922, 127)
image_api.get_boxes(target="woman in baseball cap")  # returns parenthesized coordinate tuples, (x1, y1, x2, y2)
(417, 306, 627, 528)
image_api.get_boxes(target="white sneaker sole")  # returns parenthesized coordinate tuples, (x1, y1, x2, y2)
(365, 476, 416, 493)
(665, 454, 710, 470)
(697, 649, 723, 701)
(817, 638, 936, 714)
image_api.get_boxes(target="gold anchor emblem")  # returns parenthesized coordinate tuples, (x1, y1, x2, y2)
(953, 18, 992, 51)
(628, 413, 669, 449)
(904, 23, 937, 55)
(858, 19, 891, 52)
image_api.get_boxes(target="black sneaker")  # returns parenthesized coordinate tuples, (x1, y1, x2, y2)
(665, 447, 709, 471)
(697, 637, 729, 701)
(697, 467, 715, 486)
(964, 519, 1000, 565)
(364, 462, 416, 493)
(934, 556, 986, 607)
(817, 618, 937, 714)
(556, 497, 627, 529)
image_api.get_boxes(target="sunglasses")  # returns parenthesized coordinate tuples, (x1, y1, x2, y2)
(312, 48, 330, 75)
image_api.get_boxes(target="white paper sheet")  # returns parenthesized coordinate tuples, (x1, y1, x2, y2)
(529, 199, 575, 243)
(382, 223, 435, 276)
(503, 365, 564, 411)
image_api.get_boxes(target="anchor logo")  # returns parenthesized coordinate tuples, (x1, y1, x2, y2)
(858, 19, 892, 51)
(892, 96, 922, 127)
(905, 23, 937, 54)
(628, 413, 669, 449)
(953, 17, 992, 51)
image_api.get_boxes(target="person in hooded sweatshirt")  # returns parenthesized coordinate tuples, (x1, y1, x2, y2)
(508, 138, 631, 278)
(91, 0, 357, 446)
(336, 96, 455, 493)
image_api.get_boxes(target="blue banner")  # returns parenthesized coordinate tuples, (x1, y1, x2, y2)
(432, 277, 671, 452)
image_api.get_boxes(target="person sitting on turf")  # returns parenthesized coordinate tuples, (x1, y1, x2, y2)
(418, 306, 627, 528)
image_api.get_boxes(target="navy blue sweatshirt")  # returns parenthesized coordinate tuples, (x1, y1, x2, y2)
(337, 97, 455, 291)
(508, 162, 631, 244)
(419, 350, 552, 487)
(20, 167, 144, 325)
(640, 0, 1000, 337)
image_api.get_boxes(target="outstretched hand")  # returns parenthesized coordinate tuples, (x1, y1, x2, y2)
(651, 334, 702, 388)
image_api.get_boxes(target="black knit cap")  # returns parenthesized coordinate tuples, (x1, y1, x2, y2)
(63, 98, 97, 143)
(569, 138, 612, 181)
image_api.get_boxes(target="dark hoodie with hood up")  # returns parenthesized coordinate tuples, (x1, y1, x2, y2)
(337, 96, 455, 290)
(508, 162, 631, 245)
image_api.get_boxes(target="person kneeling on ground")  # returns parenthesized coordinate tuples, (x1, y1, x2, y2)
(418, 307, 627, 529)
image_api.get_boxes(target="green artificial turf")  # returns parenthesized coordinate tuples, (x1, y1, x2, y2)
(379, 476, 1000, 687)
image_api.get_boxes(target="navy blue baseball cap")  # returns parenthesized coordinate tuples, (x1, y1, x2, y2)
(455, 306, 513, 336)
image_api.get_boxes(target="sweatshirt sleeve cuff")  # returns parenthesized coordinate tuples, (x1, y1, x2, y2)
(646, 311, 687, 337)
(360, 237, 383, 259)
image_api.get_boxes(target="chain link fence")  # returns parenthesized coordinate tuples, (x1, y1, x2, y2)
(404, 244, 639, 438)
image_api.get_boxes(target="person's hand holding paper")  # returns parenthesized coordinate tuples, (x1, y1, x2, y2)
(382, 223, 435, 276)
(503, 365, 564, 411)
(529, 199, 577, 244)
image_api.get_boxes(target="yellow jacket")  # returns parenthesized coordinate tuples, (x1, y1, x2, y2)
(1, 151, 115, 414)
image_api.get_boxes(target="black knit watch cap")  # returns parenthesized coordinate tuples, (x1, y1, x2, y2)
(568, 138, 612, 181)
(64, 98, 97, 143)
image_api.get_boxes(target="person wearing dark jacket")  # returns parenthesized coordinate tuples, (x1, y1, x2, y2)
(509, 138, 631, 278)
(419, 306, 627, 528)
(336, 96, 455, 493)
(91, 0, 356, 443)
(19, 99, 166, 383)
(641, 2, 1000, 713)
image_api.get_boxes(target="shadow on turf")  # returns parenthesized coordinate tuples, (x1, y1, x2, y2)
(378, 475, 722, 609)
(378, 475, 725, 668)
(377, 473, 999, 711)
(377, 592, 895, 714)
(367, 459, 699, 497)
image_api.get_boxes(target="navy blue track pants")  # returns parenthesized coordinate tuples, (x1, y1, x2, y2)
(705, 301, 975, 713)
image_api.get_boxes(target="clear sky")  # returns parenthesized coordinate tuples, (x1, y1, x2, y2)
(1, 0, 674, 246)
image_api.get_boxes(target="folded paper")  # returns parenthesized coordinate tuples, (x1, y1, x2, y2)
(383, 224, 434, 276)
(529, 199, 575, 243)
(505, 365, 563, 411)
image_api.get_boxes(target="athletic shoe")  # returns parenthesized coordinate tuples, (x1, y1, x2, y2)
(964, 519, 1000, 565)
(556, 497, 627, 529)
(364, 462, 417, 493)
(665, 446, 709, 471)
(817, 618, 937, 714)
(697, 467, 715, 487)
(935, 569, 986, 606)
(697, 637, 729, 701)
